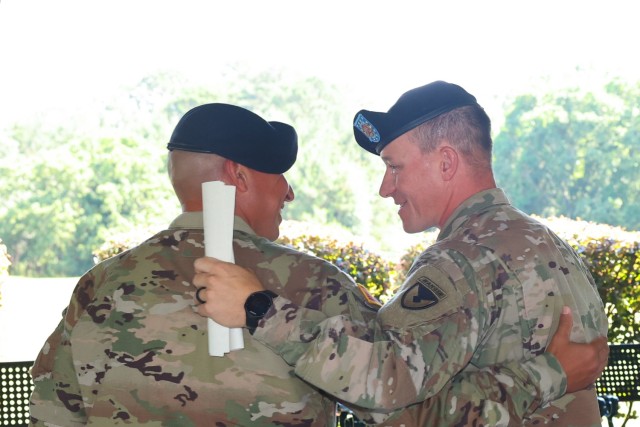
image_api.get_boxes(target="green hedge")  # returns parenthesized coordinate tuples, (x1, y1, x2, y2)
(91, 217, 639, 344)
(278, 233, 399, 302)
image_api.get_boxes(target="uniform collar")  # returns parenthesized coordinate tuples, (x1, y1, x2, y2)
(169, 212, 258, 236)
(437, 188, 510, 241)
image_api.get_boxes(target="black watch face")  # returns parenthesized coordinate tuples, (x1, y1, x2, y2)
(246, 292, 273, 317)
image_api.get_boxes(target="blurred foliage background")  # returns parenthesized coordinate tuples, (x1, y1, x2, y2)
(1, 70, 639, 343)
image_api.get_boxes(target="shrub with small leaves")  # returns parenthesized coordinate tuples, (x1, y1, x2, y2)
(278, 233, 399, 301)
(92, 217, 640, 344)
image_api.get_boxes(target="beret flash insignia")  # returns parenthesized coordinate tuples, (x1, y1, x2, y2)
(354, 113, 380, 143)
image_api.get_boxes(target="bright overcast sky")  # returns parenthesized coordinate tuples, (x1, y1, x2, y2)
(1, 0, 638, 127)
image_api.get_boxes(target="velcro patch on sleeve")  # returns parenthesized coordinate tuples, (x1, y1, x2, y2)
(401, 276, 447, 310)
(379, 265, 466, 329)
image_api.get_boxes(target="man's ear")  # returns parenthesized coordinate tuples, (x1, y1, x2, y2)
(223, 160, 250, 192)
(440, 145, 458, 181)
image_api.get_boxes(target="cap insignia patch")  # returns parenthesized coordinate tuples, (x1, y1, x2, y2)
(401, 276, 447, 310)
(354, 114, 380, 143)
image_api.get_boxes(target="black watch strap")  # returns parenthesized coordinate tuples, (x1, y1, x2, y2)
(244, 290, 278, 335)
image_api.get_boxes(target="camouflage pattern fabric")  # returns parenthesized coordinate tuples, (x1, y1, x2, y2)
(254, 188, 607, 426)
(355, 352, 566, 426)
(29, 213, 378, 426)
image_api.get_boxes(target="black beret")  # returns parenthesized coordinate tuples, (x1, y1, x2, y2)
(167, 103, 297, 174)
(353, 81, 479, 155)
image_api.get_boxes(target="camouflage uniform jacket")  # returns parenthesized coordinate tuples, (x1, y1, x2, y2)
(29, 213, 380, 426)
(253, 189, 608, 426)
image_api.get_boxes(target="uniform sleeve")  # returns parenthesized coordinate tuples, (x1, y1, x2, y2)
(349, 353, 567, 426)
(29, 273, 95, 426)
(255, 262, 566, 411)
(255, 262, 479, 409)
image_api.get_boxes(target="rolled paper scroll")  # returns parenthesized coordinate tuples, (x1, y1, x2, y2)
(202, 181, 245, 356)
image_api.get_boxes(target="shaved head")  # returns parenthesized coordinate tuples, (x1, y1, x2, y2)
(168, 150, 227, 211)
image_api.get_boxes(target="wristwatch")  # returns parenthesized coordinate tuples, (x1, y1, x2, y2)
(244, 290, 278, 334)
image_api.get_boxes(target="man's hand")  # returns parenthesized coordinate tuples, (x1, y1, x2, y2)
(193, 257, 265, 327)
(547, 306, 609, 393)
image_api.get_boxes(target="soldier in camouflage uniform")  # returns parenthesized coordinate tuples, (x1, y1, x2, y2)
(194, 82, 609, 426)
(27, 102, 580, 427)
(29, 103, 342, 426)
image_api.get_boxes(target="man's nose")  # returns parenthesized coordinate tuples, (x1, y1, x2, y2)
(378, 172, 394, 198)
(285, 185, 295, 202)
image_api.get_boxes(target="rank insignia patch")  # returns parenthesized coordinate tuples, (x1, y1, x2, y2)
(401, 276, 447, 310)
(354, 113, 381, 143)
(356, 283, 382, 309)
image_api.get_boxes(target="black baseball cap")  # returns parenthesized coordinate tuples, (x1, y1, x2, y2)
(353, 81, 479, 155)
(168, 103, 298, 174)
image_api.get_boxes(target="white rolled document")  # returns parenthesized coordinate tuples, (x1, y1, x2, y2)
(202, 181, 245, 357)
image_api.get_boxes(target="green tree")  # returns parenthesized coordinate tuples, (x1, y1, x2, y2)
(494, 79, 640, 229)
(0, 126, 174, 276)
(0, 68, 397, 276)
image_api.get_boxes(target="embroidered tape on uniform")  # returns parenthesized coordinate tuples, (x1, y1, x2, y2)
(354, 113, 380, 143)
(401, 276, 447, 310)
(356, 283, 382, 309)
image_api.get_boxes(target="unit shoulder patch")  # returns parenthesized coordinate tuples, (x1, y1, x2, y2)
(379, 264, 467, 329)
(401, 276, 447, 310)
